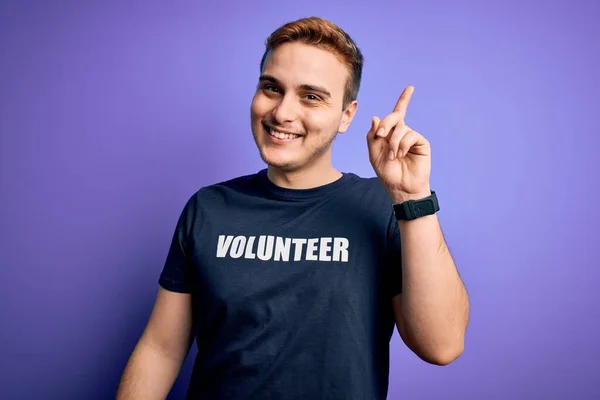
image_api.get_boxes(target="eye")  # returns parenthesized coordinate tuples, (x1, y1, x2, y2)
(304, 94, 320, 101)
(263, 84, 280, 93)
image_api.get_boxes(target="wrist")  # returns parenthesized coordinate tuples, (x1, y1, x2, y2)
(391, 188, 439, 222)
(389, 188, 432, 204)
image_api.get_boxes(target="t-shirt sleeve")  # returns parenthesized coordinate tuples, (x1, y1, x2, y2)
(386, 211, 403, 298)
(158, 194, 198, 293)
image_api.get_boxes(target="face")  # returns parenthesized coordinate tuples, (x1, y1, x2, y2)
(250, 42, 358, 172)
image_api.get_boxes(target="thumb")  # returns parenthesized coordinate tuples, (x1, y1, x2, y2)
(366, 116, 381, 141)
(366, 116, 383, 159)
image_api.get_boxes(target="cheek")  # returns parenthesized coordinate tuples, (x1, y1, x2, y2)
(251, 94, 273, 117)
(250, 95, 263, 119)
(303, 111, 340, 134)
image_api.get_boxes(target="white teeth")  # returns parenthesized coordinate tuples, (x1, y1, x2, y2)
(269, 129, 300, 140)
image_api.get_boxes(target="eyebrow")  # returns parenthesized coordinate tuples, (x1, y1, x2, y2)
(258, 74, 332, 98)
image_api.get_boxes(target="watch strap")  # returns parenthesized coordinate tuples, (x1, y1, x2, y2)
(393, 191, 440, 220)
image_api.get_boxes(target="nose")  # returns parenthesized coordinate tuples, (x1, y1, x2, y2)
(271, 94, 299, 124)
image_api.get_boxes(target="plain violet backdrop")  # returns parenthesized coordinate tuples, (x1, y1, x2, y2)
(1, 0, 598, 399)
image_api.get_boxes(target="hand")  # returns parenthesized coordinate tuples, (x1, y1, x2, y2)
(367, 86, 432, 203)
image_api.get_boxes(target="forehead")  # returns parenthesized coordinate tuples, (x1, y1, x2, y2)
(262, 43, 348, 98)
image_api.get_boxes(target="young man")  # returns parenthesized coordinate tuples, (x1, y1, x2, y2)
(116, 16, 470, 400)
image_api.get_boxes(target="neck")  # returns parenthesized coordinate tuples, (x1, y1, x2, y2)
(267, 157, 342, 190)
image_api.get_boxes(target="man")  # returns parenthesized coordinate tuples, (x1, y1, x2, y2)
(116, 16, 469, 400)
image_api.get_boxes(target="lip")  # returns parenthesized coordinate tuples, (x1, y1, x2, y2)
(263, 122, 303, 137)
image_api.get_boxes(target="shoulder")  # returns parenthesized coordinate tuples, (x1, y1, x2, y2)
(180, 170, 265, 212)
(168, 171, 264, 235)
(342, 172, 395, 206)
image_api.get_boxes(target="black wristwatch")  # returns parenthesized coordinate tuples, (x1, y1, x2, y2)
(393, 191, 440, 220)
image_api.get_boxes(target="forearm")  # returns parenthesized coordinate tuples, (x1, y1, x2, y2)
(397, 213, 469, 364)
(116, 340, 185, 400)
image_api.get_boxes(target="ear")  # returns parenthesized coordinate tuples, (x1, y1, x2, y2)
(337, 100, 358, 134)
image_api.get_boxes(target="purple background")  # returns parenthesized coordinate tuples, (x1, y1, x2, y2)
(1, 1, 598, 399)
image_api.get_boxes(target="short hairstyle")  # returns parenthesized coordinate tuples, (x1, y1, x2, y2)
(259, 16, 364, 109)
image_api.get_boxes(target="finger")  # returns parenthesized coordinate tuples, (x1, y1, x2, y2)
(393, 86, 415, 120)
(398, 129, 427, 157)
(374, 111, 404, 138)
(387, 125, 410, 160)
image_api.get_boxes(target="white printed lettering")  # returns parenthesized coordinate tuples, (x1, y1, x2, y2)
(215, 235, 349, 262)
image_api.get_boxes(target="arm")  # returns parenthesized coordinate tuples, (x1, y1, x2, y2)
(392, 211, 469, 366)
(116, 287, 194, 400)
(364, 86, 469, 365)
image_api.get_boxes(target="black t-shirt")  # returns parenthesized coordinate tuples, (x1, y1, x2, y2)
(159, 169, 403, 399)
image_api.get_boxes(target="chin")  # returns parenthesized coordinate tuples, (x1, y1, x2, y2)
(253, 135, 299, 171)
(258, 149, 301, 171)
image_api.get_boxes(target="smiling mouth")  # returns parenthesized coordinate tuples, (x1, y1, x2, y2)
(263, 123, 302, 140)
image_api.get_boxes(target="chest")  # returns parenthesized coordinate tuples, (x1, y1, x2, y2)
(187, 200, 391, 317)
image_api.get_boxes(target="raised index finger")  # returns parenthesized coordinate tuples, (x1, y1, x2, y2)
(393, 86, 415, 120)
